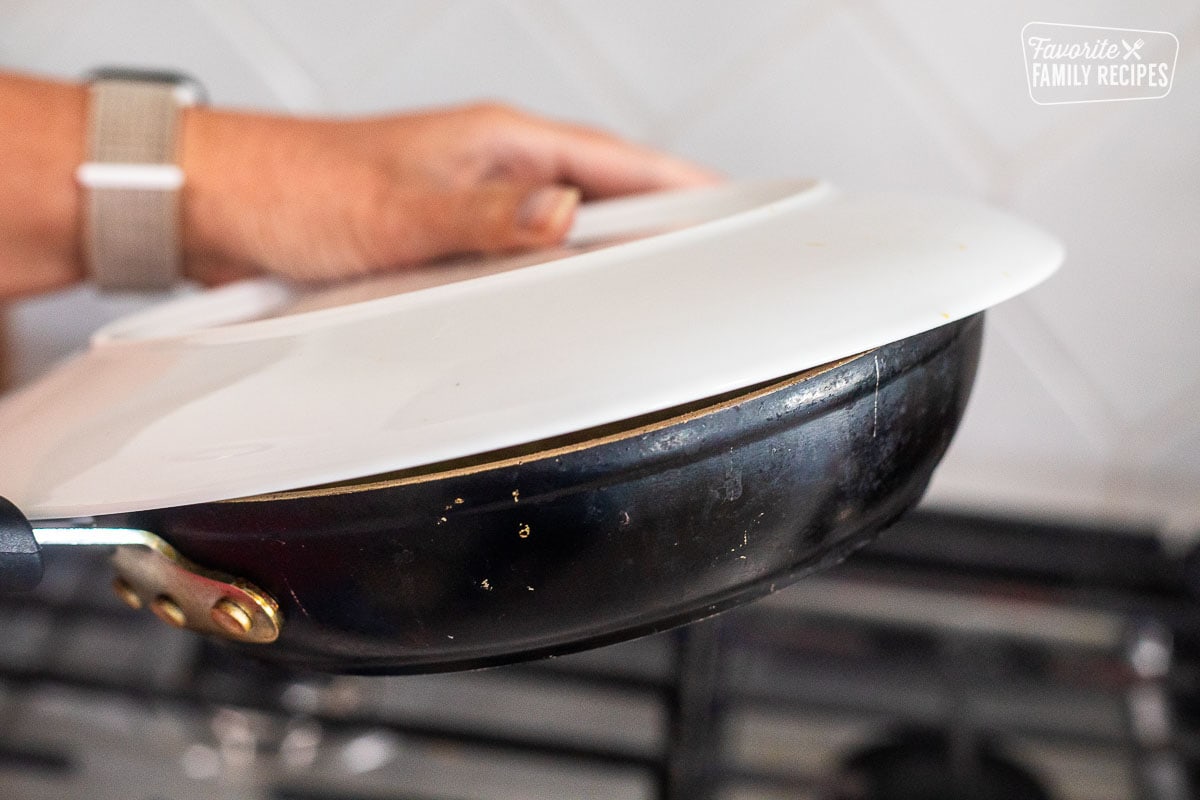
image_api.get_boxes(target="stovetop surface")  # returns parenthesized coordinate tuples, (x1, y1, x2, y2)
(0, 509, 1195, 800)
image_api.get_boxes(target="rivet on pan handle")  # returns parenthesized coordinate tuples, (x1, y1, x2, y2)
(0, 495, 281, 644)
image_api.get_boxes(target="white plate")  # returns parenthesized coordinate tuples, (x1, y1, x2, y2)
(0, 180, 1063, 519)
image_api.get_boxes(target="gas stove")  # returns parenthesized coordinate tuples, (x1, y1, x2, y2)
(0, 509, 1195, 800)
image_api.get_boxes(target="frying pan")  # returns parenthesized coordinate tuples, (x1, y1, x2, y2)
(0, 182, 1057, 674)
(120, 314, 982, 673)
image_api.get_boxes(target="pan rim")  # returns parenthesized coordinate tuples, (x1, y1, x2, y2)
(227, 350, 865, 503)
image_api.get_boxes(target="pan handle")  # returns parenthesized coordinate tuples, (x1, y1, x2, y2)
(0, 496, 282, 643)
(0, 496, 42, 592)
(0, 496, 148, 593)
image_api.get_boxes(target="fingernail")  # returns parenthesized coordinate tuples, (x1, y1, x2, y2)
(518, 186, 580, 233)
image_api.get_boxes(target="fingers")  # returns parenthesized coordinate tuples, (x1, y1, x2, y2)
(548, 128, 722, 199)
(376, 182, 581, 267)
(449, 183, 580, 252)
(483, 108, 722, 199)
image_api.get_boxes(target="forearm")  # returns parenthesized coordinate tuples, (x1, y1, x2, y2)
(0, 73, 87, 298)
(0, 70, 715, 297)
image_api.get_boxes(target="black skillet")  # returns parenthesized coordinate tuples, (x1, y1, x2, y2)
(1, 313, 979, 674)
(0, 181, 1052, 673)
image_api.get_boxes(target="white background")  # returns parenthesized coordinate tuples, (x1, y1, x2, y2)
(1, 0, 1197, 533)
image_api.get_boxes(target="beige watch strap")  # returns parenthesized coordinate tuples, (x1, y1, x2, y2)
(78, 79, 194, 291)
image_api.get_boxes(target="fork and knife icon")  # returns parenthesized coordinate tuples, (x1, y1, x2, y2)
(1121, 38, 1145, 60)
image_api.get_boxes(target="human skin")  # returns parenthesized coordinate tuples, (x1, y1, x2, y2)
(0, 72, 717, 298)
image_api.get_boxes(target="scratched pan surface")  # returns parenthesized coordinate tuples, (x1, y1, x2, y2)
(98, 315, 983, 674)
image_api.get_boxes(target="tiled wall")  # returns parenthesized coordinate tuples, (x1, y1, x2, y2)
(2, 0, 1198, 532)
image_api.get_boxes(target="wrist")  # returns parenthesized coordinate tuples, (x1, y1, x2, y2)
(178, 106, 280, 284)
(177, 105, 222, 275)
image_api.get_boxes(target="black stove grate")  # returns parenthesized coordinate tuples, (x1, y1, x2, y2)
(0, 510, 1197, 800)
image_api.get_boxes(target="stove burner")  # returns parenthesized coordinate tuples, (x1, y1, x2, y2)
(832, 729, 1051, 800)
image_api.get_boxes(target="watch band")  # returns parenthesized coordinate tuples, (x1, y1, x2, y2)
(77, 77, 199, 291)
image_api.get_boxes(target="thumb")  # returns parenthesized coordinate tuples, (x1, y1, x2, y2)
(429, 183, 581, 258)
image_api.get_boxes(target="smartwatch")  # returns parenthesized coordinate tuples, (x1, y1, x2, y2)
(76, 68, 205, 291)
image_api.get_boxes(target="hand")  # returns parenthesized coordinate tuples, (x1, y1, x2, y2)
(180, 103, 718, 285)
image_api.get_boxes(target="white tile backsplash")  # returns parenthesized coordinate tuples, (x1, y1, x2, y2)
(321, 0, 614, 124)
(871, 0, 1193, 156)
(0, 0, 279, 108)
(549, 0, 818, 127)
(1013, 78, 1200, 424)
(224, 0, 448, 111)
(673, 8, 980, 192)
(1, 0, 1197, 530)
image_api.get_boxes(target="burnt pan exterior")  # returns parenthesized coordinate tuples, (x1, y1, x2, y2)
(111, 315, 983, 674)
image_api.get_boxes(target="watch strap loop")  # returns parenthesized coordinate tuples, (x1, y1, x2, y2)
(78, 77, 196, 291)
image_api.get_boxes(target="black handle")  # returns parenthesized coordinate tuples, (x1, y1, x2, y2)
(0, 496, 42, 592)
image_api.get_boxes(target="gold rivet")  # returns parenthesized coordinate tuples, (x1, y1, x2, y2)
(211, 598, 254, 637)
(150, 595, 187, 628)
(112, 577, 142, 610)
